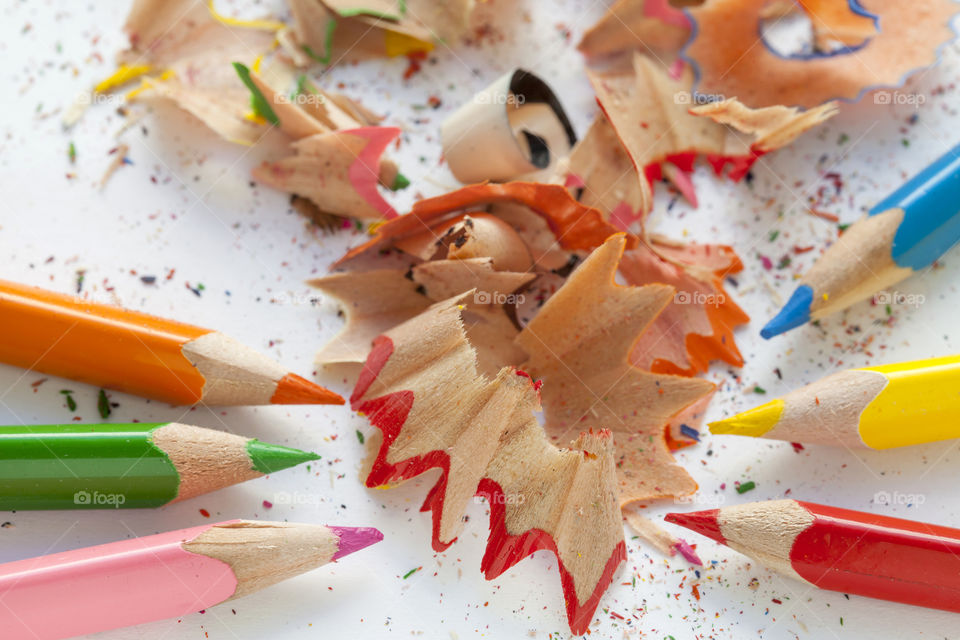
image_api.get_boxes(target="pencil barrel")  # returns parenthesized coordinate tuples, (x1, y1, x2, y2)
(0, 280, 209, 404)
(0, 424, 178, 509)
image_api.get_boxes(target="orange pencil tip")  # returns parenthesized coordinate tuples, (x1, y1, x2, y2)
(271, 373, 345, 405)
(665, 509, 725, 544)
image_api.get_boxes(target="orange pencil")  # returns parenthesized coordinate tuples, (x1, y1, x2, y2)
(0, 279, 343, 406)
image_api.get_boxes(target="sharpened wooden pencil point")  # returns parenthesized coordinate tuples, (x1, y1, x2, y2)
(246, 439, 321, 474)
(0, 520, 383, 638)
(665, 510, 724, 544)
(709, 400, 783, 437)
(329, 526, 385, 560)
(270, 372, 345, 405)
(670, 500, 960, 615)
(0, 279, 344, 406)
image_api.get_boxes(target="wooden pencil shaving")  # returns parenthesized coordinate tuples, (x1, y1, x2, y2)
(351, 293, 624, 634)
(582, 53, 837, 218)
(516, 235, 715, 504)
(283, 0, 476, 64)
(578, 0, 691, 60)
(621, 239, 749, 376)
(683, 0, 959, 108)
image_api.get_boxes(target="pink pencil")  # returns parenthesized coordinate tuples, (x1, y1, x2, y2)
(0, 520, 382, 639)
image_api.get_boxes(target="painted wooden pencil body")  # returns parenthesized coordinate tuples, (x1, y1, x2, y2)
(762, 143, 960, 338)
(0, 520, 383, 640)
(0, 422, 319, 509)
(0, 279, 343, 405)
(710, 353, 960, 448)
(667, 500, 960, 613)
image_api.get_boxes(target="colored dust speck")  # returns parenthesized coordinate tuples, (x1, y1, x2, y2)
(199, 508, 210, 518)
(736, 481, 756, 494)
(60, 389, 77, 412)
(402, 566, 422, 579)
(356, 430, 365, 444)
(98, 389, 111, 419)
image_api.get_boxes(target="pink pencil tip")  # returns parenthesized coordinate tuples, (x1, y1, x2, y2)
(329, 526, 384, 560)
(673, 539, 703, 566)
(665, 509, 725, 545)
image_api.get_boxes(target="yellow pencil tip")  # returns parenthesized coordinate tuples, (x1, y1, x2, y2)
(709, 399, 785, 437)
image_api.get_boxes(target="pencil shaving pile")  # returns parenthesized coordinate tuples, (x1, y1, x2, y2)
(89, 0, 960, 634)
(337, 233, 713, 633)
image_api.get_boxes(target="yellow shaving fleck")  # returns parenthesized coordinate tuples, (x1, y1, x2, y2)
(368, 221, 386, 234)
(207, 0, 286, 31)
(243, 112, 268, 125)
(95, 64, 152, 93)
(383, 30, 434, 57)
(124, 69, 175, 101)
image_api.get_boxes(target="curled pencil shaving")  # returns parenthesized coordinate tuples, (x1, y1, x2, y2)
(121, 0, 275, 145)
(585, 53, 837, 216)
(683, 0, 959, 108)
(516, 234, 714, 505)
(309, 269, 430, 364)
(351, 294, 625, 634)
(283, 0, 474, 64)
(393, 213, 535, 273)
(336, 181, 630, 266)
(252, 126, 403, 219)
(312, 258, 533, 375)
(621, 238, 748, 376)
(238, 67, 403, 219)
(329, 180, 744, 374)
(118, 1, 405, 219)
(567, 115, 750, 375)
(441, 69, 577, 184)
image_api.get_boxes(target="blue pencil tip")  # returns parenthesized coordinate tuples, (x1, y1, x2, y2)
(761, 285, 813, 339)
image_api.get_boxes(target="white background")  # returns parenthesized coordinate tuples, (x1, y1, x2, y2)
(2, 1, 960, 638)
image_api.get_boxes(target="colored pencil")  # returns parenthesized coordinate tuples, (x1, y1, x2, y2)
(0, 279, 343, 405)
(667, 500, 960, 613)
(0, 520, 382, 639)
(709, 353, 960, 449)
(0, 422, 320, 509)
(762, 142, 960, 338)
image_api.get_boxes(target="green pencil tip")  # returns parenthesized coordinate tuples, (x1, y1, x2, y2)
(390, 172, 410, 191)
(247, 439, 321, 474)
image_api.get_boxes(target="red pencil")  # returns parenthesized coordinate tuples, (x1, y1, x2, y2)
(666, 499, 960, 612)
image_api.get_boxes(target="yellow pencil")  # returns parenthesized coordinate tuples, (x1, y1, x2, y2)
(709, 354, 960, 449)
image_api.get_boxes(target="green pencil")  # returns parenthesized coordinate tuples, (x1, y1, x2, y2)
(0, 423, 319, 509)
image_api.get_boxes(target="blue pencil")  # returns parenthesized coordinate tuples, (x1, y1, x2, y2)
(762, 143, 960, 339)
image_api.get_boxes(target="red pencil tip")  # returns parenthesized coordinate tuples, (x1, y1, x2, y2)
(329, 526, 384, 560)
(271, 373, 345, 405)
(665, 509, 725, 544)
